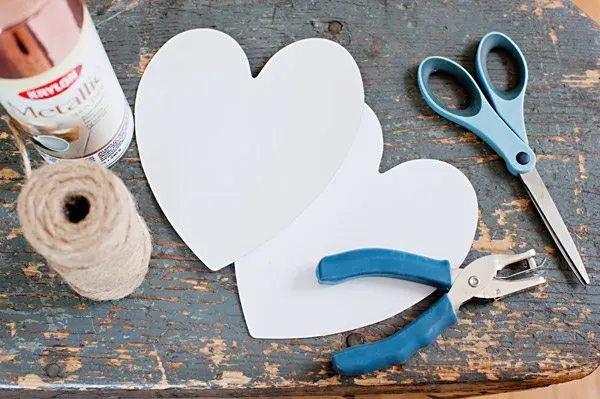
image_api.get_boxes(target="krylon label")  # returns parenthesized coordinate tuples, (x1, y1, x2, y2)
(18, 65, 82, 100)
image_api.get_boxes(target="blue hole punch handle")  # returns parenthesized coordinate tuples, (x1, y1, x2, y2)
(317, 249, 453, 290)
(417, 56, 535, 176)
(476, 32, 529, 143)
(332, 295, 458, 375)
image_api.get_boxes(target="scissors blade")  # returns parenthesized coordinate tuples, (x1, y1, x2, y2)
(520, 169, 590, 285)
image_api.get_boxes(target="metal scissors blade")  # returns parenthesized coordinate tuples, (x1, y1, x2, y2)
(520, 169, 590, 285)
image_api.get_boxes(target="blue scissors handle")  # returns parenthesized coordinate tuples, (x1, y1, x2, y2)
(476, 32, 528, 143)
(417, 33, 536, 176)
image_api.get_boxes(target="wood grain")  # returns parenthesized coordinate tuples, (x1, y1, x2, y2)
(0, 0, 598, 397)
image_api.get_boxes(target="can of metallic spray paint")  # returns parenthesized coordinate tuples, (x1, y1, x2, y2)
(0, 0, 134, 167)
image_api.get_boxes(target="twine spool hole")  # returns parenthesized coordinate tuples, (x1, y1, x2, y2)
(64, 195, 90, 224)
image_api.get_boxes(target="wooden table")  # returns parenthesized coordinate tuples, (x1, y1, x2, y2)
(0, 0, 598, 397)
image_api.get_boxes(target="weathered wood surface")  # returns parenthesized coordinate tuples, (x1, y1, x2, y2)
(0, 0, 599, 397)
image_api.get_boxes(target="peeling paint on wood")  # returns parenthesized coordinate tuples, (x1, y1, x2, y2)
(16, 375, 50, 389)
(562, 69, 600, 88)
(472, 215, 518, 253)
(0, 168, 20, 180)
(210, 371, 252, 387)
(138, 47, 156, 76)
(536, 0, 566, 9)
(0, 0, 599, 397)
(549, 28, 558, 44)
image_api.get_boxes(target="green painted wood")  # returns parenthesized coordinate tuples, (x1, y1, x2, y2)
(0, 0, 598, 397)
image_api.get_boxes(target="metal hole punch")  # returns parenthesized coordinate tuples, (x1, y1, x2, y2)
(316, 248, 546, 375)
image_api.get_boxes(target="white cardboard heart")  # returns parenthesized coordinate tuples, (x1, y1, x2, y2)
(236, 105, 478, 338)
(135, 29, 364, 270)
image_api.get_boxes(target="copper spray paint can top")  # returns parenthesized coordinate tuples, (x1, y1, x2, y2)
(0, 0, 84, 79)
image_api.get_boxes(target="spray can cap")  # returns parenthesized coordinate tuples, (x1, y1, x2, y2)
(0, 0, 84, 79)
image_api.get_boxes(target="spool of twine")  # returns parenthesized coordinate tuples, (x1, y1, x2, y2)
(3, 116, 151, 301)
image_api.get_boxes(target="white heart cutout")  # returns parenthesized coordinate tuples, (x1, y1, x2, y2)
(135, 29, 365, 270)
(236, 105, 479, 338)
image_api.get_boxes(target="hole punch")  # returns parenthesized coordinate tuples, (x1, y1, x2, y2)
(319, 248, 546, 375)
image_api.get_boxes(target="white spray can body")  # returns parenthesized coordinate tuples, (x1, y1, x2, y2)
(0, 0, 133, 167)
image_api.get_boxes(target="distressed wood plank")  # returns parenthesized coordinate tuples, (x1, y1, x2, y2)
(0, 0, 598, 397)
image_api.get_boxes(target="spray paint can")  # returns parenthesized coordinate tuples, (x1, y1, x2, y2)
(0, 0, 134, 167)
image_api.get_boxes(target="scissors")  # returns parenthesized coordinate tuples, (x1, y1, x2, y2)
(417, 32, 590, 285)
(317, 248, 546, 375)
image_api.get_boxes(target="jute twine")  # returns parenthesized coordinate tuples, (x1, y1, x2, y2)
(3, 116, 151, 301)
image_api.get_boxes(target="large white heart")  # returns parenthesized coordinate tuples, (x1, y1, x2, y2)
(135, 29, 364, 270)
(236, 105, 478, 338)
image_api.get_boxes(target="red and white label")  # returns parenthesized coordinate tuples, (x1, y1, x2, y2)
(18, 65, 82, 100)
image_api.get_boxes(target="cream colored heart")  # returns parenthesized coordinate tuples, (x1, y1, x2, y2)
(135, 29, 365, 270)
(236, 105, 479, 338)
